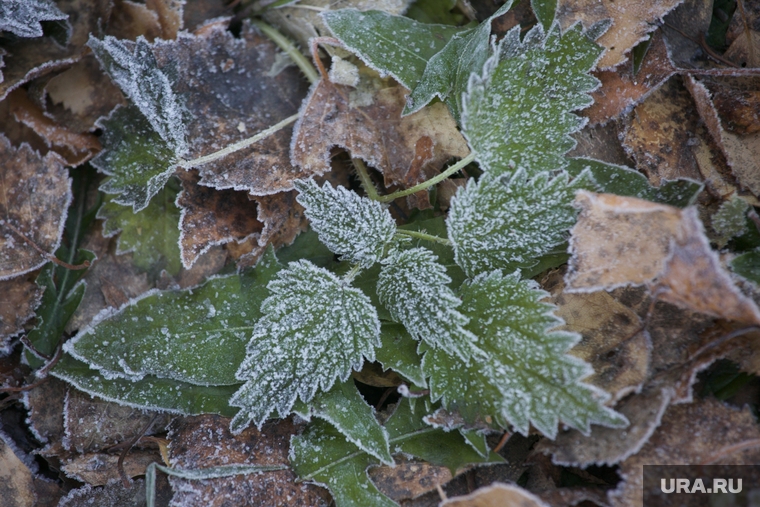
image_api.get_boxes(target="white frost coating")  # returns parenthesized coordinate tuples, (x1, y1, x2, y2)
(447, 168, 594, 277)
(0, 0, 69, 38)
(88, 35, 188, 156)
(294, 180, 396, 268)
(230, 260, 381, 432)
(328, 56, 360, 87)
(377, 247, 476, 361)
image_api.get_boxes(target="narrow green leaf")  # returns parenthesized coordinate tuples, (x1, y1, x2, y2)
(424, 270, 628, 439)
(531, 0, 557, 32)
(447, 168, 594, 278)
(230, 260, 381, 431)
(463, 23, 603, 178)
(52, 355, 239, 417)
(377, 323, 426, 388)
(98, 180, 182, 276)
(295, 380, 392, 465)
(294, 180, 396, 268)
(93, 104, 177, 212)
(64, 249, 282, 386)
(377, 247, 476, 361)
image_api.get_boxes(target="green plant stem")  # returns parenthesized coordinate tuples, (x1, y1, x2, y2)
(376, 152, 476, 203)
(396, 229, 452, 246)
(178, 113, 299, 169)
(343, 264, 362, 283)
(352, 158, 380, 200)
(251, 20, 320, 84)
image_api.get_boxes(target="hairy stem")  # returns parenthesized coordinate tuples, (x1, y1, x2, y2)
(396, 229, 452, 246)
(376, 152, 476, 203)
(352, 158, 380, 200)
(251, 20, 320, 84)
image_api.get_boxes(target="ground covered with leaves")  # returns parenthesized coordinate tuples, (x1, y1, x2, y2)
(2, 0, 760, 506)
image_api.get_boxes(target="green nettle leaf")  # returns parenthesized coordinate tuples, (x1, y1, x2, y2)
(376, 323, 426, 387)
(64, 249, 282, 386)
(294, 180, 396, 268)
(230, 260, 381, 432)
(447, 169, 594, 278)
(423, 270, 628, 438)
(0, 0, 68, 39)
(377, 247, 476, 361)
(462, 23, 602, 179)
(98, 181, 182, 276)
(294, 380, 392, 464)
(52, 355, 239, 417)
(321, 9, 463, 92)
(291, 399, 502, 507)
(531, 0, 557, 32)
(93, 104, 177, 212)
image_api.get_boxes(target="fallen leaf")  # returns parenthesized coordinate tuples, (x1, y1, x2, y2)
(168, 414, 331, 507)
(144, 0, 184, 40)
(609, 398, 760, 507)
(62, 451, 161, 485)
(660, 0, 715, 67)
(368, 455, 454, 502)
(557, 0, 683, 69)
(0, 274, 42, 354)
(566, 192, 760, 326)
(585, 31, 675, 126)
(0, 433, 35, 507)
(106, 0, 163, 42)
(23, 378, 66, 446)
(440, 482, 550, 507)
(724, 0, 760, 68)
(0, 134, 71, 281)
(181, 0, 230, 32)
(57, 479, 162, 507)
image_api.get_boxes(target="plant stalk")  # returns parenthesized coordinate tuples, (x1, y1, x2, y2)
(376, 152, 476, 203)
(250, 20, 320, 84)
(396, 229, 451, 246)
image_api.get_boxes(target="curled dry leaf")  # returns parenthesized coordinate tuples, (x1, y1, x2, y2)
(0, 274, 42, 353)
(557, 0, 683, 69)
(609, 398, 760, 507)
(566, 191, 760, 326)
(440, 482, 550, 507)
(0, 135, 71, 281)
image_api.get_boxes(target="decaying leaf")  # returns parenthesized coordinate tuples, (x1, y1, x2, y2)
(62, 450, 161, 486)
(441, 482, 550, 507)
(660, 0, 714, 67)
(724, 0, 760, 68)
(23, 378, 66, 446)
(0, 135, 71, 280)
(0, 433, 36, 507)
(367, 455, 454, 502)
(0, 274, 42, 354)
(557, 0, 683, 69)
(566, 191, 760, 325)
(0, 0, 68, 39)
(168, 414, 331, 507)
(57, 479, 153, 507)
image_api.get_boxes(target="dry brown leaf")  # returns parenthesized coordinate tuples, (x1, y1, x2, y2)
(291, 76, 469, 202)
(0, 274, 42, 353)
(177, 171, 263, 268)
(368, 455, 454, 502)
(62, 451, 162, 485)
(151, 20, 310, 195)
(440, 482, 550, 507)
(106, 0, 162, 42)
(660, 0, 715, 67)
(686, 75, 760, 197)
(724, 0, 760, 68)
(182, 0, 230, 32)
(23, 378, 66, 446)
(557, 0, 683, 69)
(566, 192, 760, 326)
(0, 434, 35, 507)
(57, 478, 169, 507)
(145, 0, 184, 40)
(609, 398, 760, 507)
(168, 414, 331, 507)
(0, 135, 71, 281)
(585, 31, 675, 126)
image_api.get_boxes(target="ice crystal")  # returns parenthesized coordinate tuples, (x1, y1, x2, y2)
(0, 0, 68, 39)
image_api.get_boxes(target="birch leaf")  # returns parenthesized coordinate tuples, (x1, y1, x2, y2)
(424, 270, 628, 438)
(294, 180, 396, 268)
(377, 248, 476, 361)
(230, 260, 381, 432)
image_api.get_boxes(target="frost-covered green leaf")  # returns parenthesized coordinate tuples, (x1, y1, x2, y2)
(376, 323, 426, 387)
(732, 250, 760, 285)
(98, 181, 181, 276)
(52, 355, 239, 417)
(230, 260, 381, 432)
(404, 0, 468, 26)
(566, 158, 703, 208)
(531, 0, 557, 31)
(377, 247, 475, 361)
(294, 380, 392, 464)
(291, 399, 502, 507)
(448, 168, 594, 278)
(423, 270, 628, 438)
(712, 196, 750, 248)
(294, 180, 396, 268)
(321, 10, 463, 92)
(463, 23, 602, 179)
(64, 249, 282, 386)
(0, 0, 68, 38)
(89, 36, 187, 156)
(93, 105, 177, 212)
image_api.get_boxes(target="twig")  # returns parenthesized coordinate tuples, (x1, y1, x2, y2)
(0, 345, 62, 393)
(2, 221, 90, 270)
(118, 413, 160, 488)
(310, 36, 343, 81)
(493, 431, 512, 454)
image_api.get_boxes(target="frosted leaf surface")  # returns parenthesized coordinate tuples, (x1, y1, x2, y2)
(230, 260, 380, 431)
(294, 180, 396, 267)
(98, 182, 182, 276)
(0, 0, 68, 38)
(462, 23, 603, 179)
(712, 196, 749, 247)
(291, 399, 501, 507)
(88, 36, 187, 156)
(294, 380, 392, 464)
(423, 270, 628, 438)
(447, 169, 594, 278)
(377, 247, 475, 360)
(532, 0, 557, 31)
(376, 323, 426, 387)
(64, 249, 282, 386)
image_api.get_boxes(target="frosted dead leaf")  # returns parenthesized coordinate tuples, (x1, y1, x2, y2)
(0, 433, 35, 507)
(0, 135, 71, 280)
(368, 455, 454, 502)
(557, 0, 683, 69)
(441, 482, 550, 507)
(566, 191, 760, 326)
(723, 0, 760, 68)
(62, 451, 161, 485)
(0, 274, 42, 354)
